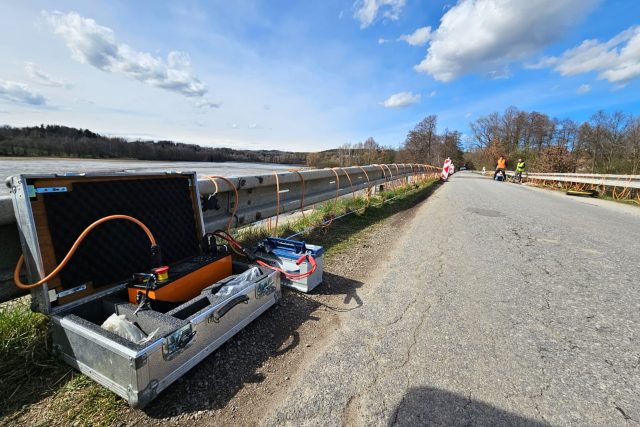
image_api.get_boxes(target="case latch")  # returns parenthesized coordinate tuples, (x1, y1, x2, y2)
(162, 324, 195, 361)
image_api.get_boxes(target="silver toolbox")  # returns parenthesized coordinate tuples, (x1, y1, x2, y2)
(9, 172, 281, 408)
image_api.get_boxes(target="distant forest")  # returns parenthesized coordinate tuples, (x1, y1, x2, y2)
(307, 106, 640, 175)
(465, 107, 640, 174)
(306, 117, 465, 169)
(0, 125, 307, 165)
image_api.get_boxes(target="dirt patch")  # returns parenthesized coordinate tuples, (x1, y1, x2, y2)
(6, 184, 438, 427)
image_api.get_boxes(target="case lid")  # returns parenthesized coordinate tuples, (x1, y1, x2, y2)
(10, 172, 205, 313)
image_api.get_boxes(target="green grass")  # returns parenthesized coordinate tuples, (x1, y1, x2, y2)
(0, 303, 129, 426)
(236, 179, 440, 256)
(0, 178, 439, 425)
(0, 302, 70, 418)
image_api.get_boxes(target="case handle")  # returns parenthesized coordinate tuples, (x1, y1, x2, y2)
(210, 294, 250, 323)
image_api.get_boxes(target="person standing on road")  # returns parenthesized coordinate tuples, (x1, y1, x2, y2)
(482, 166, 486, 175)
(513, 158, 526, 183)
(494, 155, 507, 181)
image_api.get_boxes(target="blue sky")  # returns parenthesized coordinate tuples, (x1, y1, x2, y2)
(0, 0, 639, 151)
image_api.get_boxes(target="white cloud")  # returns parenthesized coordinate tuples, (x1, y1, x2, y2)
(382, 91, 420, 108)
(378, 37, 391, 44)
(577, 84, 591, 94)
(0, 79, 46, 105)
(550, 26, 640, 84)
(399, 26, 432, 46)
(194, 99, 221, 109)
(231, 123, 238, 129)
(429, 90, 437, 97)
(43, 11, 213, 105)
(248, 123, 258, 129)
(25, 62, 71, 88)
(487, 66, 512, 80)
(523, 56, 559, 69)
(415, 0, 598, 82)
(353, 0, 406, 29)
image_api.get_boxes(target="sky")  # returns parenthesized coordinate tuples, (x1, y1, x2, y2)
(0, 0, 639, 151)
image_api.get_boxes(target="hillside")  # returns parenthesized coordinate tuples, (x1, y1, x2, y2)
(0, 125, 308, 165)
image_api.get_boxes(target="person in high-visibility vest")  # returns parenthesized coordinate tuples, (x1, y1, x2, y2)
(513, 158, 526, 183)
(493, 155, 507, 181)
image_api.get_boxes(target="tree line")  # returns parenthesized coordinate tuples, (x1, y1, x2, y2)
(0, 125, 307, 165)
(396, 115, 465, 167)
(306, 137, 396, 168)
(466, 107, 640, 174)
(307, 115, 465, 169)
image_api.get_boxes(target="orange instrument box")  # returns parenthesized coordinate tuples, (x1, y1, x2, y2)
(127, 253, 232, 304)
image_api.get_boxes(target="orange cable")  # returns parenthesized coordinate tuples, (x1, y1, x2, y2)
(357, 166, 372, 204)
(317, 168, 341, 229)
(290, 170, 307, 219)
(213, 230, 317, 280)
(256, 258, 317, 280)
(14, 215, 156, 289)
(337, 167, 357, 200)
(330, 167, 340, 202)
(376, 164, 387, 184)
(205, 175, 239, 234)
(392, 164, 399, 187)
(382, 164, 395, 190)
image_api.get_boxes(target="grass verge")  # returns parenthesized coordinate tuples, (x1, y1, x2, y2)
(0, 301, 70, 419)
(238, 179, 441, 255)
(0, 178, 439, 426)
(522, 180, 640, 207)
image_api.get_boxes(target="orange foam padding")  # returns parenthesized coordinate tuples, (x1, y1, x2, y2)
(128, 255, 232, 304)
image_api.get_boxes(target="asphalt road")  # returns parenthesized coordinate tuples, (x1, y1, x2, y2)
(263, 171, 640, 426)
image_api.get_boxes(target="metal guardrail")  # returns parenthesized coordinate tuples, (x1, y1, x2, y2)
(0, 164, 439, 303)
(513, 172, 640, 189)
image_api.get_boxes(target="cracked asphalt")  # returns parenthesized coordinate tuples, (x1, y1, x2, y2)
(262, 172, 640, 426)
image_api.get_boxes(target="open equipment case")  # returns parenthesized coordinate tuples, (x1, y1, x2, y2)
(9, 172, 281, 408)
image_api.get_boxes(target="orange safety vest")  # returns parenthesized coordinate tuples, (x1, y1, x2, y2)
(497, 158, 506, 169)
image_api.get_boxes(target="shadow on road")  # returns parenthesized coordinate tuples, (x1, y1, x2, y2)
(389, 387, 549, 427)
(312, 271, 364, 310)
(140, 272, 364, 420)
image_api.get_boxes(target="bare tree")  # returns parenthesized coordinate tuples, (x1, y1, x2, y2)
(403, 115, 438, 164)
(625, 117, 640, 174)
(470, 112, 501, 150)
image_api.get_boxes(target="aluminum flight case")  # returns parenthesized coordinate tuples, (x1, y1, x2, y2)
(9, 172, 281, 408)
